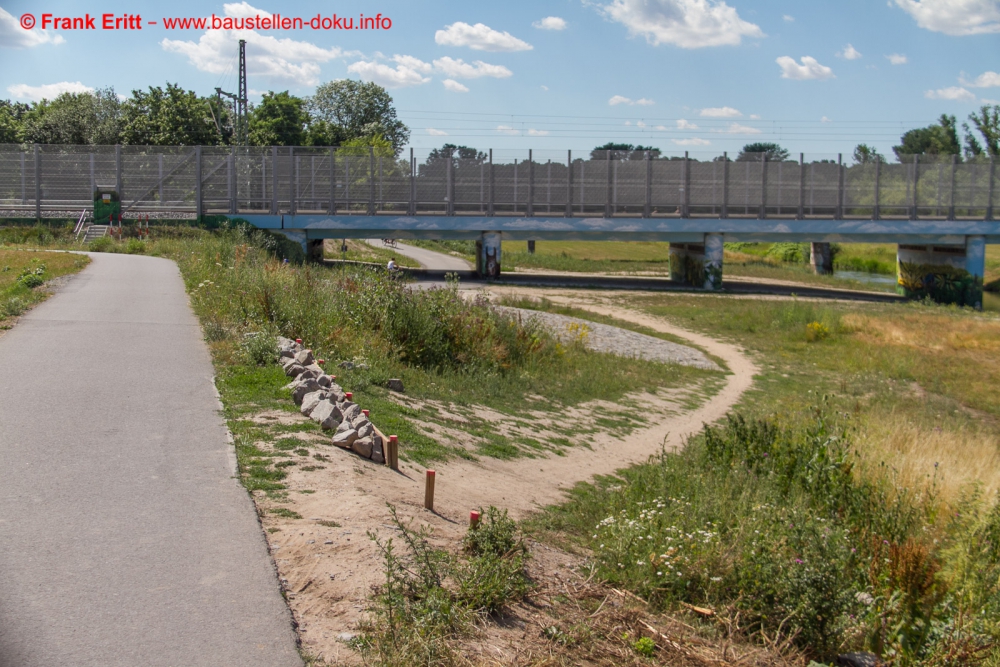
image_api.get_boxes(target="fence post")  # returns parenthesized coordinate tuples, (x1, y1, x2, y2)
(644, 151, 652, 218)
(488, 149, 494, 216)
(290, 147, 297, 215)
(837, 153, 845, 219)
(910, 155, 920, 220)
(987, 156, 995, 221)
(873, 157, 881, 220)
(948, 154, 957, 221)
(157, 154, 163, 207)
(446, 154, 455, 216)
(408, 147, 415, 215)
(605, 149, 613, 218)
(229, 145, 237, 214)
(270, 146, 278, 214)
(368, 146, 375, 215)
(115, 144, 123, 209)
(721, 152, 730, 219)
(329, 147, 336, 215)
(565, 150, 573, 217)
(527, 149, 534, 217)
(796, 153, 804, 220)
(759, 155, 768, 219)
(681, 151, 690, 218)
(193, 146, 202, 219)
(33, 144, 41, 220)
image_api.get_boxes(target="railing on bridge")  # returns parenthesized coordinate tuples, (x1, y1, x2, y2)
(0, 144, 995, 221)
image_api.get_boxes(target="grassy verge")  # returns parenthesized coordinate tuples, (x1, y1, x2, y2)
(0, 248, 90, 327)
(514, 290, 1000, 664)
(323, 238, 421, 268)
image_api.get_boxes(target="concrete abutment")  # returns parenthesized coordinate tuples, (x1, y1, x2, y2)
(896, 236, 985, 309)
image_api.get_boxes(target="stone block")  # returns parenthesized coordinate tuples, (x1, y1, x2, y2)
(351, 436, 373, 458)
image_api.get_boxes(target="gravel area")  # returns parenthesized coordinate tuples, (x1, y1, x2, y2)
(499, 306, 720, 371)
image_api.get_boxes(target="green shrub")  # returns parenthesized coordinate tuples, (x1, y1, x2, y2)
(633, 636, 655, 657)
(16, 273, 43, 288)
(766, 242, 809, 263)
(88, 236, 114, 252)
(1, 296, 26, 317)
(239, 330, 278, 366)
(124, 238, 147, 254)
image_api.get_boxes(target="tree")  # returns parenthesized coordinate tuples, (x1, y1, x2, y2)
(19, 88, 122, 145)
(892, 114, 961, 160)
(736, 142, 790, 162)
(0, 100, 29, 143)
(852, 143, 885, 164)
(426, 143, 486, 163)
(966, 104, 1000, 156)
(248, 91, 308, 146)
(121, 83, 228, 146)
(308, 80, 409, 154)
(590, 142, 659, 160)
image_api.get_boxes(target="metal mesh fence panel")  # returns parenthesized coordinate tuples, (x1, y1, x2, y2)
(649, 160, 683, 214)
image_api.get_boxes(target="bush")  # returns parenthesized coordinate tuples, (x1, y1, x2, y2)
(805, 321, 830, 341)
(124, 238, 147, 254)
(16, 273, 43, 288)
(1, 296, 26, 317)
(238, 330, 278, 366)
(551, 409, 999, 663)
(766, 242, 809, 263)
(88, 236, 114, 252)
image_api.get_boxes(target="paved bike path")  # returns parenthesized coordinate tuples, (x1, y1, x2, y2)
(0, 253, 301, 667)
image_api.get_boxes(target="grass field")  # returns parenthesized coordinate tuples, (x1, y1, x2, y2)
(0, 248, 89, 328)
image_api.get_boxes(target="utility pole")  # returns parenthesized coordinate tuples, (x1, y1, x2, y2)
(215, 39, 248, 146)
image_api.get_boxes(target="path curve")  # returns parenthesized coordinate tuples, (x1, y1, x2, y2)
(388, 287, 759, 517)
(366, 238, 472, 271)
(0, 253, 300, 667)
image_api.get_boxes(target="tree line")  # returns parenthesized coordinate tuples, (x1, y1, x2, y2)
(0, 80, 409, 154)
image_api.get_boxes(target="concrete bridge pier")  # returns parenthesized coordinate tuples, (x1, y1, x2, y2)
(476, 231, 503, 278)
(810, 242, 833, 275)
(669, 233, 724, 290)
(896, 235, 985, 309)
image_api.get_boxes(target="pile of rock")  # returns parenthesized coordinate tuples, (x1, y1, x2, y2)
(278, 336, 385, 464)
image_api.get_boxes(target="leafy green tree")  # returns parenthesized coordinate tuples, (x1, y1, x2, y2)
(248, 91, 308, 146)
(121, 83, 228, 146)
(852, 143, 885, 164)
(892, 114, 961, 160)
(308, 80, 409, 154)
(736, 142, 790, 162)
(0, 100, 29, 143)
(20, 88, 122, 145)
(426, 143, 486, 163)
(303, 119, 346, 146)
(590, 142, 659, 160)
(965, 104, 1000, 156)
(337, 134, 395, 157)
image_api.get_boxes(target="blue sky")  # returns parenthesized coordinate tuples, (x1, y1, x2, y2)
(1, 0, 998, 159)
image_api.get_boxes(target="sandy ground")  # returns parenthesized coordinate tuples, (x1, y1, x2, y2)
(252, 287, 759, 664)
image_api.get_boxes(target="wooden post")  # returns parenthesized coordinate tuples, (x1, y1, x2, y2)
(387, 435, 399, 470)
(470, 511, 481, 528)
(424, 470, 436, 510)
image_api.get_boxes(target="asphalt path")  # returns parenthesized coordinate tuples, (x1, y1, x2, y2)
(365, 238, 472, 271)
(0, 253, 301, 667)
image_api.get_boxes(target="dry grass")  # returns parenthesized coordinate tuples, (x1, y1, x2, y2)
(857, 410, 1000, 503)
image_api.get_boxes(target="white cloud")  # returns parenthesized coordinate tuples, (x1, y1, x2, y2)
(699, 106, 742, 117)
(347, 57, 432, 88)
(821, 116, 832, 122)
(676, 119, 699, 129)
(783, 14, 795, 22)
(442, 79, 470, 92)
(886, 53, 908, 65)
(496, 125, 520, 135)
(533, 16, 567, 30)
(961, 70, 1000, 87)
(713, 122, 762, 134)
(892, 0, 1000, 35)
(673, 137, 711, 145)
(837, 43, 862, 60)
(596, 0, 765, 48)
(527, 128, 550, 136)
(432, 57, 512, 79)
(541, 85, 549, 91)
(427, 128, 448, 136)
(0, 7, 65, 48)
(637, 120, 647, 127)
(925, 86, 976, 101)
(609, 95, 655, 105)
(7, 81, 92, 101)
(749, 113, 761, 119)
(435, 22, 532, 51)
(161, 3, 345, 86)
(776, 55, 835, 80)
(654, 125, 668, 130)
